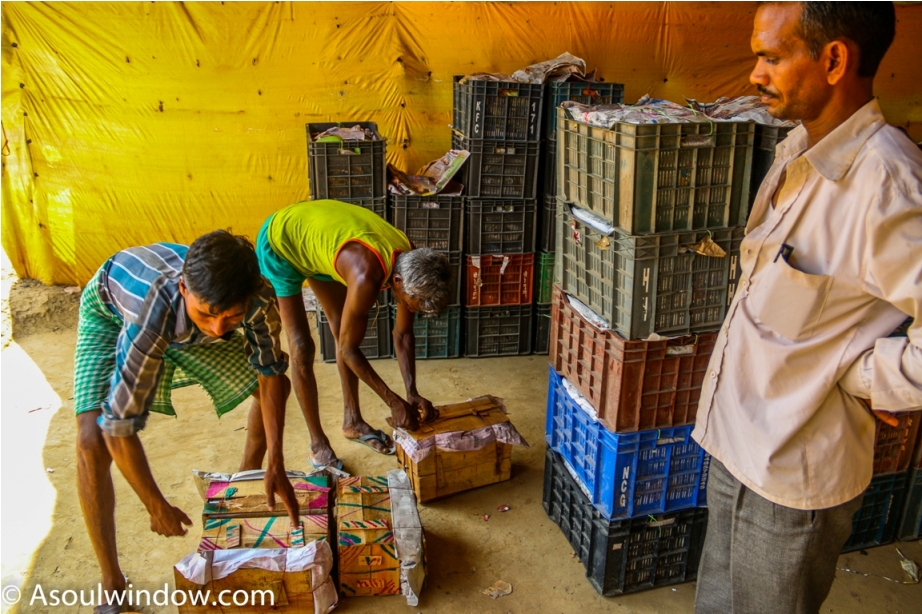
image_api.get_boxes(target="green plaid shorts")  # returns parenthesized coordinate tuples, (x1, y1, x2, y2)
(73, 267, 259, 420)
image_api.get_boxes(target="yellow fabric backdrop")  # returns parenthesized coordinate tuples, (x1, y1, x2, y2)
(3, 2, 921, 285)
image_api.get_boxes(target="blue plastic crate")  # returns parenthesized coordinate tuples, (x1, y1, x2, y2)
(545, 367, 709, 519)
(842, 471, 908, 552)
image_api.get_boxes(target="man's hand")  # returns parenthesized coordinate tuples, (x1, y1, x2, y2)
(861, 399, 901, 427)
(149, 501, 193, 537)
(408, 393, 439, 423)
(389, 396, 421, 431)
(264, 463, 300, 526)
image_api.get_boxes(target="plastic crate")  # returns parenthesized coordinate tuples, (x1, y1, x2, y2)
(538, 193, 557, 253)
(536, 251, 555, 304)
(389, 305, 461, 359)
(465, 253, 534, 307)
(452, 76, 544, 141)
(543, 448, 707, 596)
(549, 286, 716, 433)
(463, 305, 533, 357)
(556, 205, 743, 339)
(464, 199, 537, 254)
(452, 134, 540, 199)
(749, 124, 793, 216)
(842, 471, 908, 552)
(306, 122, 387, 200)
(873, 411, 921, 475)
(546, 81, 625, 142)
(542, 140, 558, 199)
(545, 367, 709, 520)
(897, 468, 922, 541)
(557, 108, 754, 234)
(534, 303, 552, 355)
(390, 195, 463, 252)
(317, 304, 391, 363)
(333, 196, 387, 219)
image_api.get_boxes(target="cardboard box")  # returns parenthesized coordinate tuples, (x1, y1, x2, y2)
(393, 396, 529, 502)
(336, 470, 426, 605)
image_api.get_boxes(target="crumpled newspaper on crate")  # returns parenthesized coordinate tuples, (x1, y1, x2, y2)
(310, 124, 381, 142)
(686, 95, 798, 127)
(387, 149, 470, 196)
(461, 52, 588, 84)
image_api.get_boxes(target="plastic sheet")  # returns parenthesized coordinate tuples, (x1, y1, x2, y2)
(3, 2, 920, 284)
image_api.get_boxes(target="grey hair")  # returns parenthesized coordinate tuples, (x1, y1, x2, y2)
(394, 248, 452, 312)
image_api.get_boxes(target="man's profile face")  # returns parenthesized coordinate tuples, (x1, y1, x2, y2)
(750, 2, 830, 121)
(179, 278, 247, 338)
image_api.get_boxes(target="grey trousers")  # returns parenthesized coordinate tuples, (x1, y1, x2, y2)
(694, 458, 863, 614)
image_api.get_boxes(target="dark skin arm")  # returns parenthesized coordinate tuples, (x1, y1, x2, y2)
(335, 242, 425, 430)
(258, 373, 300, 525)
(392, 300, 437, 422)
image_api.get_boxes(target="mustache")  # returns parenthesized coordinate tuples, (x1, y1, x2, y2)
(757, 85, 779, 99)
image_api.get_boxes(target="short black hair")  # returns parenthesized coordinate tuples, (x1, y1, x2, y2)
(796, 2, 896, 78)
(182, 230, 263, 313)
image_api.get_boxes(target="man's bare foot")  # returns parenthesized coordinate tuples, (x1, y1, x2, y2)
(343, 422, 394, 455)
(309, 442, 339, 468)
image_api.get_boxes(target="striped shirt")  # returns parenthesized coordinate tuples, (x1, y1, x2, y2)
(97, 243, 288, 435)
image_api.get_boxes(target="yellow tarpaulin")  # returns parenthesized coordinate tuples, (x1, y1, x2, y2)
(3, 2, 921, 285)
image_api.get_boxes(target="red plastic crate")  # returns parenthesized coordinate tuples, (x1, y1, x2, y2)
(873, 411, 921, 475)
(548, 286, 716, 433)
(465, 254, 534, 307)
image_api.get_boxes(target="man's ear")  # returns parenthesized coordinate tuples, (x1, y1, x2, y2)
(825, 39, 851, 85)
(178, 276, 188, 297)
(392, 273, 403, 288)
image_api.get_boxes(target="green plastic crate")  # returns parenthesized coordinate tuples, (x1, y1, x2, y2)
(557, 107, 754, 234)
(389, 305, 461, 359)
(536, 251, 556, 305)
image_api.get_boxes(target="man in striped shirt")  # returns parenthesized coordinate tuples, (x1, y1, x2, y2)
(74, 230, 297, 613)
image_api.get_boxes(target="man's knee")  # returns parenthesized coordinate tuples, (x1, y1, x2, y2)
(290, 334, 316, 366)
(76, 411, 111, 467)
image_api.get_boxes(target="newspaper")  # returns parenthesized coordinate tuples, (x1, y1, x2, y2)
(387, 149, 469, 196)
(461, 52, 589, 85)
(310, 125, 381, 142)
(686, 95, 797, 127)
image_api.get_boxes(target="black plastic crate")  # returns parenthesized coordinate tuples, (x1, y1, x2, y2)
(546, 81, 624, 142)
(748, 124, 794, 219)
(538, 193, 557, 252)
(390, 195, 463, 252)
(334, 196, 387, 219)
(463, 305, 533, 357)
(542, 139, 558, 199)
(534, 303, 552, 355)
(464, 199, 537, 254)
(842, 471, 909, 552)
(897, 468, 922, 541)
(453, 76, 544, 141)
(556, 203, 743, 339)
(317, 304, 391, 363)
(443, 250, 463, 307)
(389, 305, 461, 359)
(306, 122, 387, 200)
(542, 448, 707, 597)
(453, 134, 540, 199)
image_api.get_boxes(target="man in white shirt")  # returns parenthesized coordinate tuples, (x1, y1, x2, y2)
(692, 3, 922, 612)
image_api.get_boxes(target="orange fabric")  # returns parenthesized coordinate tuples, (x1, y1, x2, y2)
(2, 2, 920, 284)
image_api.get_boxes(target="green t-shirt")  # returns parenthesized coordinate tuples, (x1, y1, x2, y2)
(267, 200, 412, 286)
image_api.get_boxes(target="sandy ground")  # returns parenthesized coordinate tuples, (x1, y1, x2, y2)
(1, 278, 920, 614)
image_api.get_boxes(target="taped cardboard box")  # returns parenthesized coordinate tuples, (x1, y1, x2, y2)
(393, 396, 529, 502)
(336, 470, 426, 605)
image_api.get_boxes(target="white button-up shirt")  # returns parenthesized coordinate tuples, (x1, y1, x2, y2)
(692, 99, 922, 510)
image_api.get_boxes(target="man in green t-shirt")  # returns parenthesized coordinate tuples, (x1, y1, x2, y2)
(256, 199, 452, 470)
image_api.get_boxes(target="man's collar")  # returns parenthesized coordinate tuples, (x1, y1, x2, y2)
(800, 99, 886, 181)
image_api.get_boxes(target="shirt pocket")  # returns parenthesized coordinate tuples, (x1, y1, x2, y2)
(749, 255, 832, 341)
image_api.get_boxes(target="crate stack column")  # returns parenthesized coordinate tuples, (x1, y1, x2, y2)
(452, 76, 543, 357)
(543, 107, 756, 596)
(388, 195, 464, 359)
(306, 121, 391, 362)
(534, 81, 624, 354)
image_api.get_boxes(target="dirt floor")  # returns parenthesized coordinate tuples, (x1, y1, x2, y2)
(2, 278, 920, 614)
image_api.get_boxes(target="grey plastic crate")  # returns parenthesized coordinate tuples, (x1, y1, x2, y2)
(557, 108, 754, 234)
(389, 305, 461, 359)
(334, 196, 387, 219)
(748, 124, 794, 217)
(390, 195, 463, 252)
(453, 76, 544, 141)
(534, 303, 552, 355)
(538, 193, 557, 253)
(317, 304, 391, 363)
(556, 203, 743, 339)
(452, 134, 540, 199)
(306, 122, 387, 200)
(546, 81, 624, 142)
(464, 199, 537, 255)
(464, 305, 533, 357)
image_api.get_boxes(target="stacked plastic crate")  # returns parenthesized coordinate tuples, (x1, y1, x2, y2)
(543, 105, 756, 596)
(305, 122, 391, 362)
(897, 423, 922, 541)
(534, 82, 625, 355)
(452, 76, 543, 357)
